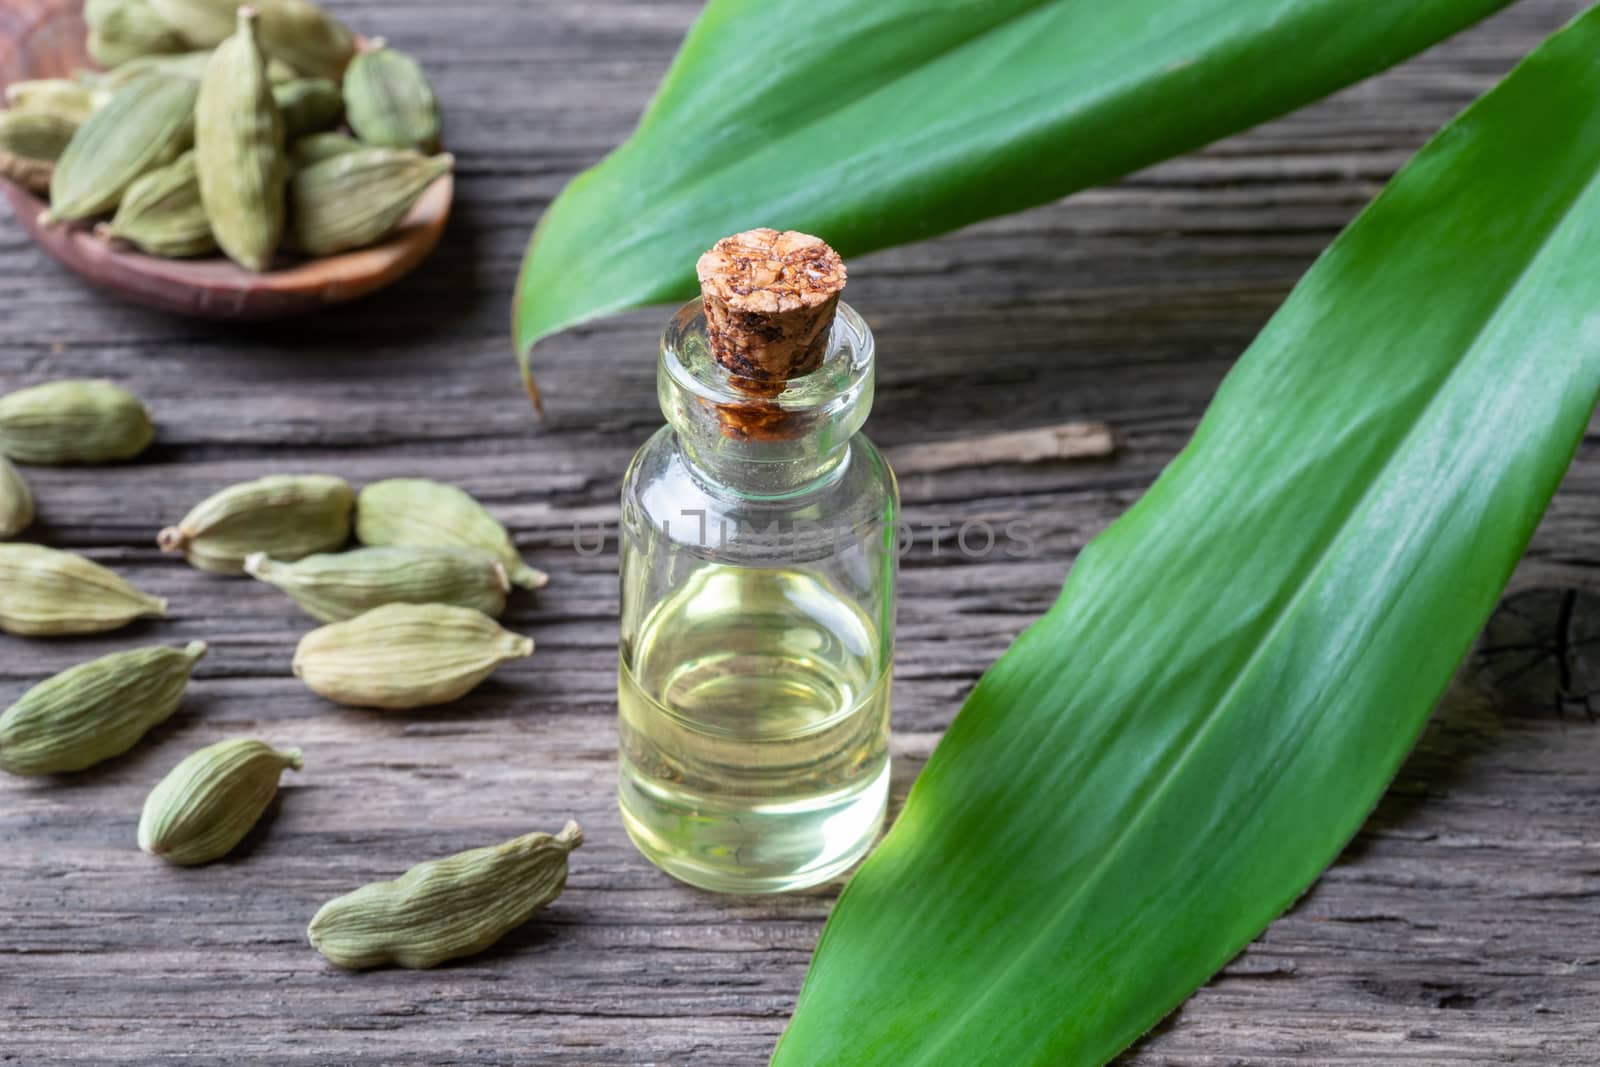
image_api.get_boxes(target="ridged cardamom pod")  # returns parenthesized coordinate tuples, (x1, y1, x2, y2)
(0, 457, 34, 539)
(355, 478, 547, 591)
(245, 546, 510, 623)
(44, 74, 196, 223)
(150, 0, 355, 80)
(293, 603, 533, 709)
(0, 641, 205, 775)
(5, 79, 98, 123)
(0, 543, 166, 636)
(97, 149, 214, 258)
(85, 0, 187, 69)
(0, 109, 77, 193)
(0, 109, 77, 157)
(0, 379, 155, 464)
(195, 7, 285, 272)
(95, 48, 236, 92)
(271, 77, 342, 139)
(342, 40, 440, 151)
(158, 473, 354, 574)
(255, 0, 356, 80)
(138, 738, 301, 864)
(288, 130, 358, 169)
(308, 822, 582, 969)
(288, 147, 451, 256)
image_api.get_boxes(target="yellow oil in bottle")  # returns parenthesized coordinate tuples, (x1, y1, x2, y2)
(618, 564, 891, 893)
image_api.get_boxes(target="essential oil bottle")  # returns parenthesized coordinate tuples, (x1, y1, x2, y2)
(618, 229, 898, 893)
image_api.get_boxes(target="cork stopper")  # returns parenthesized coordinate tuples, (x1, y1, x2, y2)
(696, 229, 847, 387)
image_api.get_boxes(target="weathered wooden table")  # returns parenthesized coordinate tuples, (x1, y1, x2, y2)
(3, 1, 1598, 1062)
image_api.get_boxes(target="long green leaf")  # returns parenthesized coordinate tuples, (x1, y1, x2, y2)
(773, 8, 1600, 1065)
(514, 0, 1515, 395)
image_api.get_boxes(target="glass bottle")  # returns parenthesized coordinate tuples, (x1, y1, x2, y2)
(617, 250, 897, 894)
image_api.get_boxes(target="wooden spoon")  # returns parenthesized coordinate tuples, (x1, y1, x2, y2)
(0, 0, 452, 319)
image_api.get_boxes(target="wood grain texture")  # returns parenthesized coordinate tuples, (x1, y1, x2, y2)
(2, 1, 1599, 1063)
(0, 0, 453, 320)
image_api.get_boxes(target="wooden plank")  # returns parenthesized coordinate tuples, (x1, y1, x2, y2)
(2, 0, 1598, 1062)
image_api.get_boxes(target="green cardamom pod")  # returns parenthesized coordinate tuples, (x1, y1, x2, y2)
(356, 478, 548, 591)
(0, 109, 78, 193)
(0, 641, 205, 775)
(150, 0, 355, 80)
(288, 147, 451, 257)
(158, 473, 354, 575)
(195, 7, 285, 272)
(85, 0, 187, 69)
(96, 149, 214, 258)
(288, 130, 359, 169)
(293, 603, 533, 709)
(0, 379, 155, 464)
(5, 79, 98, 123)
(107, 51, 295, 89)
(44, 74, 196, 223)
(0, 457, 34, 539)
(138, 738, 301, 864)
(94, 49, 229, 92)
(142, 0, 238, 44)
(0, 543, 166, 636)
(271, 77, 342, 138)
(342, 39, 440, 151)
(254, 0, 356, 80)
(245, 546, 510, 623)
(0, 110, 78, 158)
(308, 822, 582, 969)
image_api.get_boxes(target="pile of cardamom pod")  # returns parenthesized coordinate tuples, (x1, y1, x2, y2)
(0, 0, 452, 269)
(0, 379, 581, 970)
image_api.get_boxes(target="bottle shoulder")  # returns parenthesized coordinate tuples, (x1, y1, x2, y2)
(622, 428, 897, 563)
(625, 429, 895, 507)
(848, 434, 897, 500)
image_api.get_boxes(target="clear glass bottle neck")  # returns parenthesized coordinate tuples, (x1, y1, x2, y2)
(658, 299, 875, 497)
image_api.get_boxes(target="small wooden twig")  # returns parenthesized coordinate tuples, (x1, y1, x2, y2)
(888, 420, 1116, 475)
